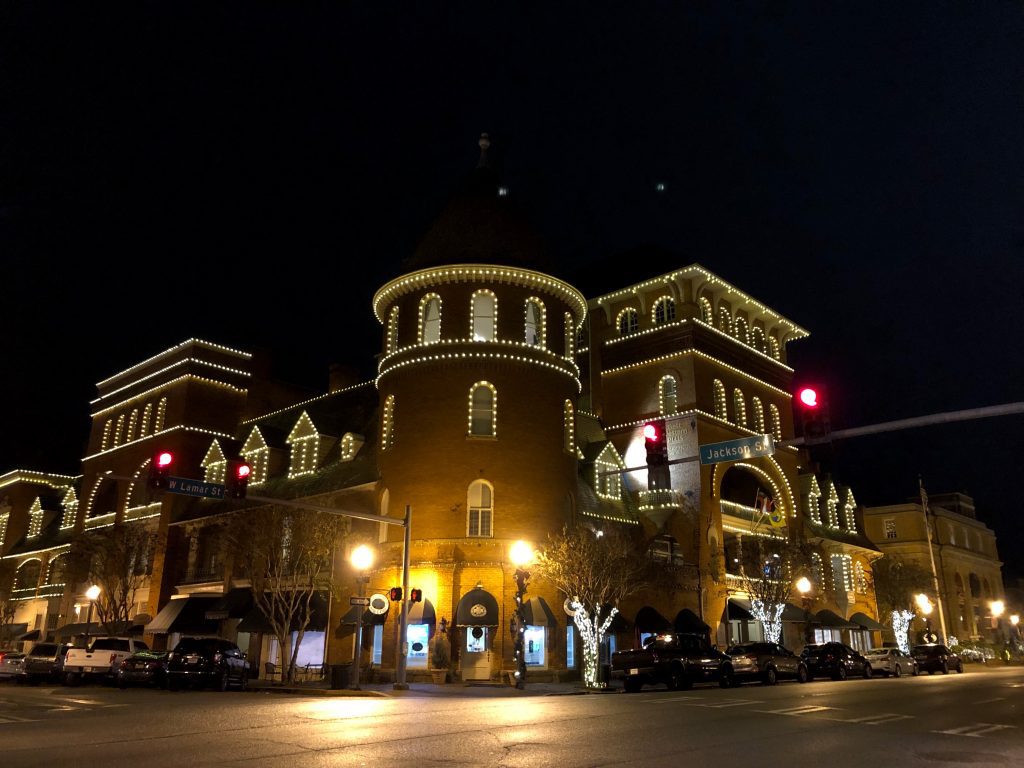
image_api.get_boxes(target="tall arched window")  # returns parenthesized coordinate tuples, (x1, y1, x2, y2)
(768, 337, 781, 360)
(843, 492, 857, 533)
(524, 298, 546, 346)
(806, 481, 822, 524)
(854, 561, 867, 593)
(386, 306, 400, 353)
(140, 403, 152, 436)
(564, 313, 574, 358)
(471, 290, 497, 341)
(126, 409, 139, 442)
(154, 397, 167, 432)
(563, 401, 575, 453)
(750, 327, 767, 354)
(659, 376, 678, 416)
(826, 485, 839, 528)
(469, 382, 496, 437)
(713, 380, 728, 420)
(114, 414, 125, 446)
(769, 404, 782, 440)
(101, 420, 112, 450)
(467, 480, 493, 537)
(751, 397, 765, 433)
(811, 552, 824, 587)
(617, 308, 638, 336)
(699, 297, 714, 324)
(653, 297, 676, 325)
(419, 294, 441, 344)
(381, 395, 395, 450)
(718, 307, 733, 335)
(734, 316, 749, 345)
(733, 389, 747, 428)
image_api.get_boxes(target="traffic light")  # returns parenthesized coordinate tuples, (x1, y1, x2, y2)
(388, 586, 403, 601)
(409, 588, 422, 603)
(225, 459, 251, 499)
(148, 451, 174, 490)
(643, 420, 670, 490)
(796, 386, 831, 444)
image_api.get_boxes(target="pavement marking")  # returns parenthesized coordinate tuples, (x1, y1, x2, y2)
(763, 704, 834, 716)
(698, 698, 762, 709)
(50, 697, 106, 706)
(0, 714, 38, 724)
(934, 723, 1017, 738)
(646, 696, 700, 704)
(843, 713, 914, 725)
(974, 697, 1005, 704)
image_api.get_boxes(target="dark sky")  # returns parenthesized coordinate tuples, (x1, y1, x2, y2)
(3, 4, 1023, 574)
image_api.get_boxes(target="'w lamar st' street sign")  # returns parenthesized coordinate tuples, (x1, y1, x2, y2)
(698, 434, 776, 466)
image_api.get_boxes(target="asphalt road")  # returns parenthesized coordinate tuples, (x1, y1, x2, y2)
(1, 667, 1022, 767)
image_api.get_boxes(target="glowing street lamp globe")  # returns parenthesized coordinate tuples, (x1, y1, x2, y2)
(510, 541, 534, 567)
(795, 577, 812, 595)
(351, 545, 374, 571)
(85, 584, 101, 601)
(990, 600, 1005, 618)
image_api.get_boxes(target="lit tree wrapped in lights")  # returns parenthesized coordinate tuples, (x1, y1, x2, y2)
(533, 524, 664, 689)
(734, 535, 812, 645)
(870, 557, 933, 653)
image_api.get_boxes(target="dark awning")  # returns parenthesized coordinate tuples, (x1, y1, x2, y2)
(813, 609, 860, 630)
(725, 599, 755, 621)
(635, 606, 673, 633)
(455, 587, 500, 626)
(407, 598, 436, 625)
(0, 622, 29, 640)
(237, 592, 329, 634)
(850, 611, 886, 631)
(204, 588, 254, 621)
(781, 603, 809, 622)
(522, 597, 558, 628)
(674, 608, 710, 634)
(17, 629, 42, 642)
(53, 620, 146, 639)
(147, 597, 221, 635)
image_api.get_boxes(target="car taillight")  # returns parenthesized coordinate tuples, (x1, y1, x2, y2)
(825, 654, 835, 662)
(213, 652, 222, 664)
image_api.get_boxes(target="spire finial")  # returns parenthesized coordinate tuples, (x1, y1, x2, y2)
(477, 133, 491, 168)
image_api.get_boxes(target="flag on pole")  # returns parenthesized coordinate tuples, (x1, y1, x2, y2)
(753, 489, 768, 527)
(765, 495, 786, 528)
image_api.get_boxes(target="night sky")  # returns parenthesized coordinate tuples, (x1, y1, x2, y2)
(3, 4, 1022, 575)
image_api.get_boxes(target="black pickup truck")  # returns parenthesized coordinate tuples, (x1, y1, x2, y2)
(611, 633, 734, 692)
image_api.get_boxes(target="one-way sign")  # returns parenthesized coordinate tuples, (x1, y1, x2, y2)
(349, 596, 371, 606)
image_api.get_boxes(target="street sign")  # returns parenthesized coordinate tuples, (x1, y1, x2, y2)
(164, 476, 226, 499)
(699, 434, 776, 466)
(349, 596, 371, 606)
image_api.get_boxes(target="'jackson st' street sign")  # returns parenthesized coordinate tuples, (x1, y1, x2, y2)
(698, 434, 776, 466)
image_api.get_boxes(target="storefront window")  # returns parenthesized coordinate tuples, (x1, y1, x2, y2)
(524, 625, 546, 667)
(466, 626, 487, 653)
(566, 626, 575, 668)
(290, 631, 325, 667)
(408, 624, 429, 668)
(372, 625, 383, 665)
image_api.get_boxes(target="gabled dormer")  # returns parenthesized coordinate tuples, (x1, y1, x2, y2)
(241, 427, 270, 485)
(340, 433, 365, 461)
(60, 488, 79, 530)
(286, 411, 336, 478)
(27, 495, 60, 539)
(591, 443, 625, 501)
(842, 487, 858, 534)
(201, 440, 228, 485)
(825, 482, 841, 529)
(801, 474, 822, 525)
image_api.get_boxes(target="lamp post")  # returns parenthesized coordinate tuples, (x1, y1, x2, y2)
(82, 585, 100, 647)
(916, 593, 935, 642)
(349, 545, 374, 690)
(989, 599, 1005, 646)
(795, 577, 813, 644)
(509, 540, 533, 690)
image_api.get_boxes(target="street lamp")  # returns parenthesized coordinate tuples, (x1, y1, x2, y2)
(509, 540, 533, 690)
(989, 600, 1005, 644)
(83, 585, 101, 647)
(916, 593, 935, 642)
(349, 544, 374, 690)
(795, 577, 812, 644)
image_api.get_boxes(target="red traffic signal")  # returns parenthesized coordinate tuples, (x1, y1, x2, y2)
(409, 588, 422, 603)
(798, 387, 818, 408)
(388, 587, 403, 601)
(225, 459, 251, 499)
(643, 420, 668, 467)
(795, 386, 831, 443)
(148, 451, 174, 490)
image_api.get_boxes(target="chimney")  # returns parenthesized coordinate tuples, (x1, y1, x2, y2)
(329, 363, 361, 393)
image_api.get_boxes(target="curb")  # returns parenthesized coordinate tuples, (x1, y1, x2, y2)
(248, 685, 388, 698)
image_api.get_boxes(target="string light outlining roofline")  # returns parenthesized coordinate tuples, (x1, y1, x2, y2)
(95, 339, 252, 390)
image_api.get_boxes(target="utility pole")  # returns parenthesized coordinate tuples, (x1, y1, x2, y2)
(919, 478, 948, 642)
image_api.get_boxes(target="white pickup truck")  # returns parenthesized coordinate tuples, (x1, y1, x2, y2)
(63, 637, 149, 685)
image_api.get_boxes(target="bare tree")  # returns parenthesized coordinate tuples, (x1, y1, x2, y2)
(870, 557, 933, 652)
(533, 524, 668, 689)
(733, 534, 813, 644)
(73, 523, 155, 634)
(224, 506, 346, 684)
(0, 561, 17, 641)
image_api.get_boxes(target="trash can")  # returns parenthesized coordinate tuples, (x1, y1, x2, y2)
(329, 663, 351, 690)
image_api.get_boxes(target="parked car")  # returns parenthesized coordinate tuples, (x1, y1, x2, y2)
(64, 637, 149, 686)
(863, 647, 917, 677)
(956, 646, 988, 663)
(22, 643, 73, 684)
(166, 637, 250, 691)
(117, 650, 170, 688)
(612, 633, 734, 692)
(912, 643, 964, 674)
(0, 650, 26, 681)
(726, 641, 809, 685)
(800, 642, 872, 680)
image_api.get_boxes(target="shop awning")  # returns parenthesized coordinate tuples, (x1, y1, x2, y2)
(813, 609, 860, 630)
(0, 622, 29, 641)
(850, 611, 886, 631)
(53, 620, 146, 639)
(407, 598, 436, 625)
(147, 596, 221, 635)
(455, 587, 499, 626)
(237, 592, 329, 634)
(781, 603, 809, 622)
(522, 597, 558, 628)
(204, 588, 254, 621)
(17, 629, 42, 642)
(674, 608, 710, 635)
(725, 599, 755, 622)
(635, 606, 673, 633)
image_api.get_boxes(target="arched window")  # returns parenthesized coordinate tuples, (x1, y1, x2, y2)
(563, 401, 575, 453)
(564, 313, 574, 358)
(750, 327, 767, 354)
(419, 294, 441, 344)
(733, 389, 747, 428)
(811, 552, 824, 587)
(854, 561, 867, 593)
(843, 492, 858, 533)
(806, 481, 822, 525)
(126, 409, 139, 442)
(617, 308, 638, 336)
(826, 485, 840, 528)
(769, 404, 782, 440)
(140, 403, 152, 436)
(381, 395, 395, 451)
(15, 559, 41, 591)
(751, 397, 765, 433)
(469, 383, 496, 437)
(524, 298, 546, 347)
(467, 480, 493, 537)
(734, 316, 749, 345)
(713, 380, 727, 420)
(659, 376, 678, 416)
(699, 297, 714, 324)
(653, 297, 676, 325)
(717, 307, 733, 335)
(968, 573, 980, 598)
(768, 337, 781, 360)
(114, 414, 125, 446)
(101, 420, 112, 450)
(154, 397, 167, 432)
(47, 555, 68, 586)
(471, 290, 497, 341)
(386, 307, 400, 353)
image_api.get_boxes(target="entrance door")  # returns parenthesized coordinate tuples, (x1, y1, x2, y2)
(462, 626, 491, 680)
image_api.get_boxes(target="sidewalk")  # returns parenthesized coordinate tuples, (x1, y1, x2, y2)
(247, 677, 617, 698)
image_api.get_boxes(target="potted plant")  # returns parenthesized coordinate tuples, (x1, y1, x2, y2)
(431, 623, 451, 684)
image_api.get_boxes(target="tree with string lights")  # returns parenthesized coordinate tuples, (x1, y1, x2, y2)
(870, 557, 934, 652)
(733, 535, 813, 645)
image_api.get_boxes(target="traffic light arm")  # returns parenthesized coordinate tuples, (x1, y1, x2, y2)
(597, 454, 700, 477)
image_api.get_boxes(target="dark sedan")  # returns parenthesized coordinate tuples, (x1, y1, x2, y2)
(166, 638, 249, 691)
(800, 642, 872, 680)
(912, 644, 964, 674)
(726, 641, 809, 685)
(117, 650, 170, 688)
